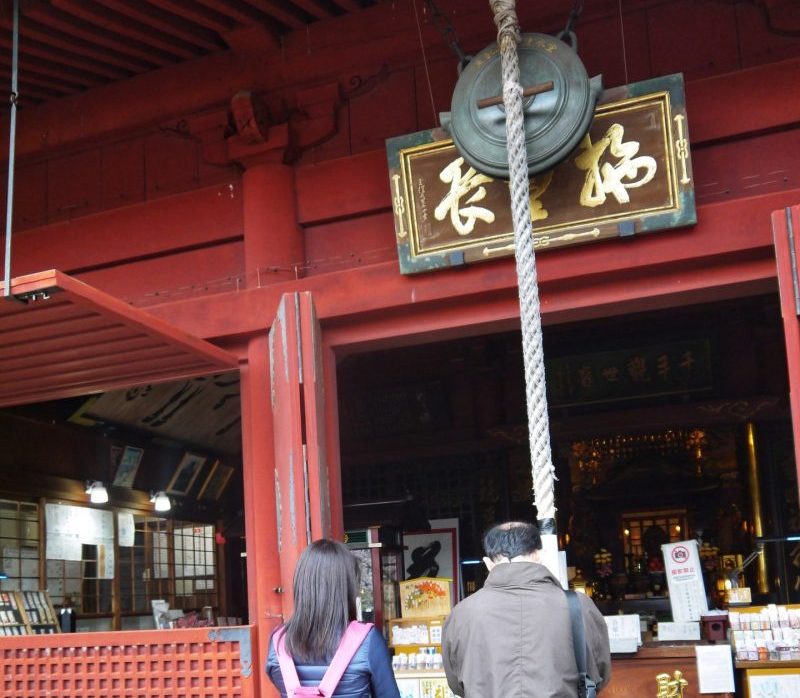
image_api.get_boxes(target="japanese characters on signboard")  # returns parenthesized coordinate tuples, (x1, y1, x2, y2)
(386, 74, 695, 275)
(546, 338, 712, 408)
(662, 540, 709, 622)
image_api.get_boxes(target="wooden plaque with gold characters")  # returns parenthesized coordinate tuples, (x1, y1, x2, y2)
(387, 74, 695, 275)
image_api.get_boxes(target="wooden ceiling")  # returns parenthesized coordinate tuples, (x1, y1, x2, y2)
(0, 0, 381, 105)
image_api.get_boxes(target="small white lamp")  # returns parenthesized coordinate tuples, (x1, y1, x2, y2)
(85, 481, 109, 504)
(150, 491, 171, 512)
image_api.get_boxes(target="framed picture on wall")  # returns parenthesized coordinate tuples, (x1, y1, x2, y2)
(197, 461, 234, 501)
(403, 527, 458, 600)
(112, 445, 144, 488)
(166, 452, 206, 496)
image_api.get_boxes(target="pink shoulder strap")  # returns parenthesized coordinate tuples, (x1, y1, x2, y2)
(318, 621, 373, 697)
(274, 628, 303, 695)
(274, 622, 373, 697)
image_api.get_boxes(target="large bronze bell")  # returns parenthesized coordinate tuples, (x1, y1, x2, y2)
(441, 33, 602, 179)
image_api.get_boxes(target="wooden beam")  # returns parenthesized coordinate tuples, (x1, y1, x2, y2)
(11, 16, 155, 72)
(155, 0, 236, 34)
(287, 0, 335, 21)
(8, 182, 243, 277)
(329, 0, 361, 12)
(686, 58, 800, 143)
(146, 186, 800, 341)
(242, 0, 307, 28)
(52, 0, 204, 60)
(95, 0, 226, 52)
(23, 4, 172, 67)
(5, 17, 154, 74)
(0, 60, 84, 93)
(0, 31, 130, 80)
(2, 53, 106, 89)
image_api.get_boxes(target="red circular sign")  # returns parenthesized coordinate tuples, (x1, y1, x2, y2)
(671, 545, 690, 563)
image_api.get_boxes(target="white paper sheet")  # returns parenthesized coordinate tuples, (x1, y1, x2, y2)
(695, 644, 735, 693)
(46, 532, 82, 561)
(118, 513, 135, 547)
(604, 614, 642, 645)
(658, 621, 701, 641)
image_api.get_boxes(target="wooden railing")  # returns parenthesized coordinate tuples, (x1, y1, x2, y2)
(0, 625, 257, 698)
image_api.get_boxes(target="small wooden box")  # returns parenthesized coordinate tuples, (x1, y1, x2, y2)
(399, 578, 451, 619)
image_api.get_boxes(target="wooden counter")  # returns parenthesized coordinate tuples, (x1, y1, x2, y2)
(609, 643, 734, 697)
(394, 644, 739, 697)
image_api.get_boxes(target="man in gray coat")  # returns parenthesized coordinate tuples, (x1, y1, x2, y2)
(442, 521, 611, 698)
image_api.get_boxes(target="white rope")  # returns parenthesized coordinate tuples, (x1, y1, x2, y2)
(489, 0, 556, 524)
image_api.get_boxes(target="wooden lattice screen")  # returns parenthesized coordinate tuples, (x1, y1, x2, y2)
(0, 626, 256, 698)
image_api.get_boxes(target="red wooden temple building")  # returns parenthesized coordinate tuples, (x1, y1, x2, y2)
(0, 1, 799, 696)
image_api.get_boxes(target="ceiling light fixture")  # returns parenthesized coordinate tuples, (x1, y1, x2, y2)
(150, 491, 171, 512)
(85, 481, 109, 504)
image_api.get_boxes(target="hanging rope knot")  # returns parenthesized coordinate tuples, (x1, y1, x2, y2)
(490, 0, 521, 44)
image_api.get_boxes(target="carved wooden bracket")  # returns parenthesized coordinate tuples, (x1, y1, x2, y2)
(184, 82, 341, 168)
(286, 82, 341, 160)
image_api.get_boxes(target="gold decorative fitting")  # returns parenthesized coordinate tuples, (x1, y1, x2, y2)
(655, 670, 688, 698)
(570, 427, 707, 485)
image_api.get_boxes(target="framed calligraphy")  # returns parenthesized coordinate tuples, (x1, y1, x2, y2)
(166, 452, 207, 496)
(546, 337, 713, 408)
(387, 73, 696, 275)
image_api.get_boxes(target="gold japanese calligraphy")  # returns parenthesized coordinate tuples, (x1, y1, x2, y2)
(389, 75, 695, 274)
(434, 157, 495, 236)
(575, 123, 657, 208)
(655, 670, 688, 698)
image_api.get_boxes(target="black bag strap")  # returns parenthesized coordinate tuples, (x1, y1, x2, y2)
(565, 590, 587, 674)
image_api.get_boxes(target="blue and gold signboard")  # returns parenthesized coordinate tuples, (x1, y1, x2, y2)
(387, 74, 695, 275)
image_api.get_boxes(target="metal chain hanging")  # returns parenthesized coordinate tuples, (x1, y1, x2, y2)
(488, 0, 556, 531)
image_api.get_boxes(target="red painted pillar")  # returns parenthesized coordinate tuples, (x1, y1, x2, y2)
(240, 336, 282, 697)
(242, 161, 303, 282)
(232, 118, 303, 696)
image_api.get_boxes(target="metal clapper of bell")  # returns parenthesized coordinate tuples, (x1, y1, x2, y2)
(441, 33, 602, 179)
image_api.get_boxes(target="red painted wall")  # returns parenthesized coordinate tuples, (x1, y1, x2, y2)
(1, 0, 797, 318)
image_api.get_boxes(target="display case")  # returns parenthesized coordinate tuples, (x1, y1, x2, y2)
(345, 526, 403, 636)
(0, 591, 60, 636)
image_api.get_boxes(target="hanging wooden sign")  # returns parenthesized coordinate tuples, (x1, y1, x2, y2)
(387, 74, 696, 275)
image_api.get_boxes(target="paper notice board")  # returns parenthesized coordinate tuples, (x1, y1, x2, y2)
(662, 539, 708, 622)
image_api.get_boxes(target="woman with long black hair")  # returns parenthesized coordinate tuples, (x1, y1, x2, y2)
(266, 539, 401, 698)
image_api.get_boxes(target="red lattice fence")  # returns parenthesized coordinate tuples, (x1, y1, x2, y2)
(0, 626, 257, 698)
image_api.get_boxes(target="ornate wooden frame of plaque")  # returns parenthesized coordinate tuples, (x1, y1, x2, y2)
(387, 73, 696, 276)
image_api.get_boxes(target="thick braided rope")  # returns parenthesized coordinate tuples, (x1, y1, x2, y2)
(490, 0, 556, 521)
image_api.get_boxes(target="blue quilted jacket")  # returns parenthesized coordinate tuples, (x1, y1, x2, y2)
(266, 626, 401, 698)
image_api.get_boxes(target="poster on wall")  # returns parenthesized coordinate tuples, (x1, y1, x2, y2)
(404, 527, 458, 603)
(662, 539, 708, 621)
(112, 445, 144, 488)
(45, 503, 113, 563)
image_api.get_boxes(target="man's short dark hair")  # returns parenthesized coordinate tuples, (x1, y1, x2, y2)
(483, 521, 542, 560)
